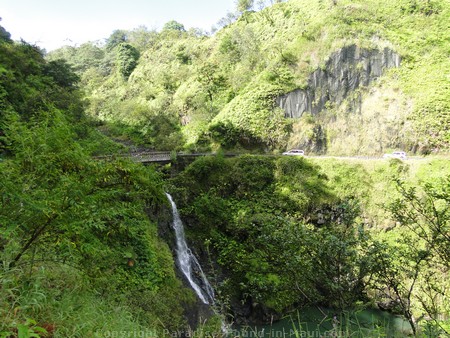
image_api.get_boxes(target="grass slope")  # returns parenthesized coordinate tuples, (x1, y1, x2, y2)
(51, 0, 450, 154)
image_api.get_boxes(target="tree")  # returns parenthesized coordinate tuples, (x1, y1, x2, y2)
(162, 20, 186, 32)
(196, 63, 227, 107)
(255, 0, 286, 10)
(236, 0, 255, 12)
(389, 178, 450, 266)
(215, 11, 238, 30)
(368, 178, 450, 336)
(116, 43, 140, 79)
(369, 238, 427, 336)
(44, 59, 80, 89)
(0, 18, 12, 43)
(128, 25, 158, 52)
(209, 121, 241, 148)
(106, 29, 128, 50)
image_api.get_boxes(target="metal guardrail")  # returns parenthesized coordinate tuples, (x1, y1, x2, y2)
(129, 152, 235, 163)
(95, 151, 219, 163)
(130, 151, 172, 163)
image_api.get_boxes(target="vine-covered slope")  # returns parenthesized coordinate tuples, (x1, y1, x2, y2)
(0, 25, 192, 336)
(49, 0, 449, 154)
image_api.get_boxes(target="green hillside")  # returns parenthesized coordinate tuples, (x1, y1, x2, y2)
(1, 0, 449, 336)
(49, 0, 449, 154)
(170, 154, 450, 336)
(0, 24, 193, 336)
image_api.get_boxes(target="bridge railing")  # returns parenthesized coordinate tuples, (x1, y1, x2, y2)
(130, 151, 172, 162)
(95, 151, 235, 163)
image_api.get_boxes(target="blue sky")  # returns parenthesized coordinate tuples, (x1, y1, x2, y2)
(0, 0, 235, 51)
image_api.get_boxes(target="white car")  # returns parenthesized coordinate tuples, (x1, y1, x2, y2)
(383, 151, 407, 160)
(282, 149, 305, 156)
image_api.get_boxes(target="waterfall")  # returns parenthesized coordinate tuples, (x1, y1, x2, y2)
(166, 193, 215, 305)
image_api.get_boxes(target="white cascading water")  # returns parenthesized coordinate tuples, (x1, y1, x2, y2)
(166, 193, 215, 305)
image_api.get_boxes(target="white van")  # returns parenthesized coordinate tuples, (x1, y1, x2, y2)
(282, 149, 305, 156)
(383, 151, 407, 160)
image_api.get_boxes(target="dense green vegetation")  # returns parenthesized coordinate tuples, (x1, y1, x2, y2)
(1, 0, 449, 336)
(0, 23, 194, 336)
(171, 155, 450, 336)
(48, 0, 449, 154)
(171, 155, 366, 312)
(313, 157, 450, 335)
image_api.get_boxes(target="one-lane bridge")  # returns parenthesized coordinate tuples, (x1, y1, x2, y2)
(96, 151, 228, 165)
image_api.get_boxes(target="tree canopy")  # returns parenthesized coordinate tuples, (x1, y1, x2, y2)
(162, 20, 186, 32)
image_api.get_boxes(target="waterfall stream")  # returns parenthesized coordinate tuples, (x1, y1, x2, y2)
(166, 193, 215, 305)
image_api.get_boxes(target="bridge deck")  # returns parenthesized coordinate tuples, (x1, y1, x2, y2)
(96, 151, 219, 163)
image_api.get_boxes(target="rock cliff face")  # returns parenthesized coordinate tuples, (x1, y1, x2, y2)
(277, 45, 401, 118)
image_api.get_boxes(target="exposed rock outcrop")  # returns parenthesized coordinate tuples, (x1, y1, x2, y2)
(277, 45, 401, 118)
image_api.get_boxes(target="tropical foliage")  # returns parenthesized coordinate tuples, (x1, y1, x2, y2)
(47, 0, 449, 153)
(1, 0, 449, 335)
(170, 155, 450, 335)
(0, 24, 190, 336)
